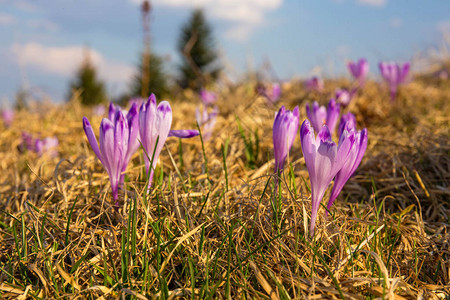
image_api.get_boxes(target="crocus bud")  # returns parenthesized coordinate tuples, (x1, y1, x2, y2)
(273, 106, 299, 172)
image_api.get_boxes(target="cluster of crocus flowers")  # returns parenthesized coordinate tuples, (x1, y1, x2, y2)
(19, 132, 59, 157)
(273, 106, 299, 173)
(2, 109, 14, 127)
(199, 89, 217, 105)
(196, 105, 218, 141)
(257, 83, 281, 104)
(306, 99, 341, 134)
(348, 58, 369, 87)
(300, 119, 367, 236)
(83, 94, 199, 204)
(304, 76, 324, 93)
(379, 62, 410, 101)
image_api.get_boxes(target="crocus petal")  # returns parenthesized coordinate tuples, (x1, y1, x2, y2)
(400, 62, 410, 83)
(146, 101, 172, 178)
(99, 118, 115, 179)
(338, 112, 356, 138)
(200, 90, 217, 105)
(108, 103, 118, 122)
(83, 116, 104, 164)
(273, 106, 299, 172)
(306, 102, 327, 133)
(271, 83, 281, 102)
(348, 58, 369, 86)
(168, 129, 200, 138)
(139, 94, 157, 160)
(2, 109, 14, 126)
(125, 103, 140, 164)
(326, 98, 340, 134)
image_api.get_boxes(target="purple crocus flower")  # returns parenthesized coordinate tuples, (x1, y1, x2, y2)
(335, 88, 356, 107)
(200, 89, 217, 105)
(20, 132, 34, 152)
(107, 102, 140, 183)
(2, 109, 14, 127)
(338, 112, 356, 138)
(258, 83, 282, 103)
(306, 99, 340, 134)
(83, 111, 129, 203)
(348, 58, 369, 87)
(300, 119, 355, 236)
(304, 76, 324, 93)
(306, 102, 326, 133)
(327, 125, 368, 215)
(326, 99, 340, 135)
(139, 94, 199, 191)
(195, 104, 218, 141)
(35, 136, 59, 157)
(273, 106, 299, 172)
(379, 62, 410, 101)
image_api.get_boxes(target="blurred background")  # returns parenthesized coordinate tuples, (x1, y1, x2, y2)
(0, 0, 449, 105)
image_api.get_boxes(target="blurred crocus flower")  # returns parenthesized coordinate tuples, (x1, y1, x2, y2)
(2, 109, 14, 127)
(200, 89, 217, 105)
(379, 62, 410, 101)
(140, 94, 199, 191)
(306, 102, 326, 133)
(335, 88, 356, 107)
(338, 112, 356, 138)
(195, 104, 218, 141)
(93, 105, 106, 116)
(348, 58, 369, 87)
(257, 83, 282, 103)
(306, 99, 340, 134)
(35, 136, 59, 157)
(304, 76, 324, 93)
(326, 99, 340, 135)
(327, 125, 368, 215)
(20, 132, 59, 157)
(273, 106, 299, 172)
(83, 111, 129, 203)
(300, 119, 355, 236)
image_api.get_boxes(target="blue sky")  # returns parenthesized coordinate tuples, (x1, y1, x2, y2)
(0, 0, 449, 104)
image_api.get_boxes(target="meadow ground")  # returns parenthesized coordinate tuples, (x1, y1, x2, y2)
(0, 74, 448, 299)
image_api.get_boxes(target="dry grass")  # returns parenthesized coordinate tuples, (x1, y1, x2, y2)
(0, 74, 449, 299)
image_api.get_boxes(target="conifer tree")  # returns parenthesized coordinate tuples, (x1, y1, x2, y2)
(129, 52, 169, 99)
(177, 9, 221, 89)
(69, 51, 107, 106)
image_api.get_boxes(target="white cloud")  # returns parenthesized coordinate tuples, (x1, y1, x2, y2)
(132, 0, 283, 41)
(27, 19, 60, 32)
(356, 0, 387, 7)
(0, 13, 15, 25)
(11, 43, 134, 87)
